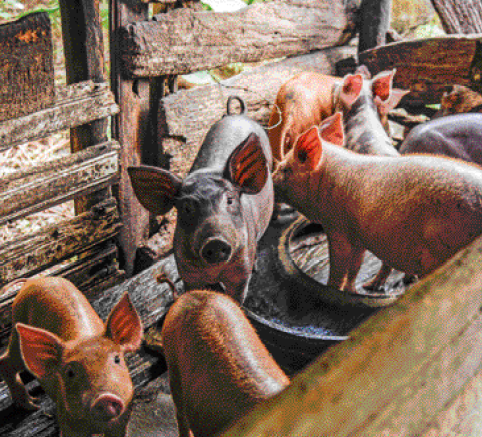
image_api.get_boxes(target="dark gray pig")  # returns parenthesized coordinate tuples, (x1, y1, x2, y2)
(128, 97, 273, 303)
(399, 113, 482, 165)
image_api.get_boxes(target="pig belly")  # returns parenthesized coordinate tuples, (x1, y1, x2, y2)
(360, 213, 482, 277)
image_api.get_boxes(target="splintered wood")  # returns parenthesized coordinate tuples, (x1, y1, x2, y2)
(0, 12, 54, 122)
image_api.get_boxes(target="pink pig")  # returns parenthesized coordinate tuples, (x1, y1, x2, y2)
(0, 277, 143, 437)
(273, 113, 482, 294)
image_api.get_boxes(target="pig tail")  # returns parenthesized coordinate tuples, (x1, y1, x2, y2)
(265, 103, 282, 130)
(156, 273, 180, 301)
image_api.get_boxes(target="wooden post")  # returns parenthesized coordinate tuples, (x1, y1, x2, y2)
(358, 0, 392, 55)
(430, 0, 482, 34)
(110, 0, 150, 276)
(58, 0, 110, 212)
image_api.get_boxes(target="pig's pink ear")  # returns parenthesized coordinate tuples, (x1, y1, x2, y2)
(340, 74, 364, 109)
(372, 70, 409, 117)
(128, 166, 182, 216)
(319, 113, 344, 146)
(16, 323, 63, 380)
(105, 293, 143, 353)
(226, 133, 268, 194)
(293, 126, 323, 171)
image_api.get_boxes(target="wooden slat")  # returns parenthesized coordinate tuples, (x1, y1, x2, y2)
(218, 233, 482, 437)
(430, 0, 482, 34)
(0, 80, 119, 151)
(0, 141, 120, 225)
(0, 198, 122, 287)
(0, 12, 54, 122)
(359, 35, 482, 105)
(119, 0, 358, 77)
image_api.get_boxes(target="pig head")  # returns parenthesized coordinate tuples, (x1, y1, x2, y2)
(0, 277, 143, 437)
(129, 102, 273, 303)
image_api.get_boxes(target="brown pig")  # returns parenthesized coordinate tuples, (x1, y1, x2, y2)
(433, 84, 482, 118)
(268, 67, 408, 161)
(0, 277, 143, 437)
(160, 282, 289, 437)
(273, 113, 482, 294)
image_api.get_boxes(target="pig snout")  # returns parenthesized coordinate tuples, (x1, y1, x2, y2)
(201, 237, 232, 264)
(91, 393, 125, 422)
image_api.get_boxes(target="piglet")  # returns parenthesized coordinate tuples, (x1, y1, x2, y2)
(0, 277, 143, 437)
(160, 278, 289, 437)
(129, 96, 273, 304)
(433, 84, 482, 118)
(268, 67, 407, 161)
(273, 113, 482, 294)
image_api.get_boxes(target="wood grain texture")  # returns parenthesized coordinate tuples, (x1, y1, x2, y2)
(359, 35, 482, 105)
(110, 0, 151, 277)
(0, 141, 120, 225)
(0, 12, 54, 122)
(218, 233, 482, 437)
(0, 81, 119, 151)
(0, 198, 122, 287)
(430, 0, 482, 34)
(119, 0, 358, 77)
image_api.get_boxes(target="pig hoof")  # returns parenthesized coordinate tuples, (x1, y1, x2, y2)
(362, 281, 386, 294)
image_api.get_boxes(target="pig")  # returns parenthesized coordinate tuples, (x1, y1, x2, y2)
(128, 96, 273, 304)
(0, 276, 143, 437)
(160, 278, 289, 437)
(268, 67, 408, 161)
(272, 112, 482, 295)
(433, 84, 482, 118)
(399, 113, 482, 166)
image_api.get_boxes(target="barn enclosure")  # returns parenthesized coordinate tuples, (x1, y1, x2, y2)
(1, 0, 482, 436)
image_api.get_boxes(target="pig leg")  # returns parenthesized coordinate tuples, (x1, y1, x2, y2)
(0, 333, 39, 410)
(327, 233, 365, 294)
(363, 262, 393, 292)
(168, 365, 194, 437)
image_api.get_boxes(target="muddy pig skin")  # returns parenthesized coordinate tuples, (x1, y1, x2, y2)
(162, 288, 289, 437)
(273, 113, 482, 294)
(268, 67, 408, 161)
(129, 97, 273, 304)
(0, 277, 143, 437)
(400, 113, 482, 166)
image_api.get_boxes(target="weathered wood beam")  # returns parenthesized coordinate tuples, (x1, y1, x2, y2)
(0, 198, 122, 287)
(0, 81, 119, 151)
(119, 0, 359, 78)
(357, 0, 392, 54)
(359, 35, 482, 105)
(0, 12, 54, 122)
(430, 0, 482, 34)
(58, 0, 111, 213)
(0, 141, 120, 225)
(219, 232, 482, 437)
(110, 0, 151, 277)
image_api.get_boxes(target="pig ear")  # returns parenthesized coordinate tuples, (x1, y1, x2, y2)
(225, 133, 268, 194)
(319, 112, 344, 146)
(128, 166, 182, 216)
(105, 293, 143, 353)
(339, 73, 364, 109)
(16, 323, 63, 380)
(293, 126, 323, 171)
(372, 69, 409, 116)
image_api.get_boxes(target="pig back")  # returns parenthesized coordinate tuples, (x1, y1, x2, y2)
(12, 277, 103, 342)
(400, 113, 482, 165)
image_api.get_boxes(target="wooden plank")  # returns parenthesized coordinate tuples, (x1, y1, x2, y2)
(110, 0, 151, 277)
(357, 0, 392, 54)
(58, 0, 111, 214)
(430, 0, 482, 34)
(0, 198, 122, 287)
(0, 141, 120, 225)
(118, 0, 359, 77)
(218, 233, 482, 437)
(0, 81, 119, 151)
(359, 35, 482, 105)
(0, 12, 54, 122)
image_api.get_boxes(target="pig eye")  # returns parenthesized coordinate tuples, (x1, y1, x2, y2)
(114, 354, 121, 365)
(181, 199, 197, 217)
(65, 366, 76, 379)
(298, 150, 308, 163)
